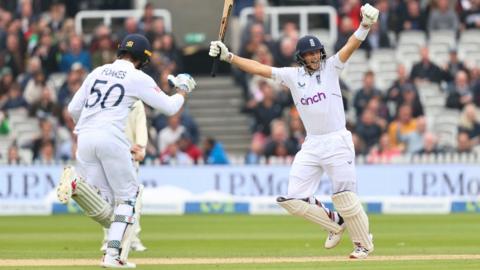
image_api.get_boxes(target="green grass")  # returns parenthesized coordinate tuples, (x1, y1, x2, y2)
(0, 214, 479, 269)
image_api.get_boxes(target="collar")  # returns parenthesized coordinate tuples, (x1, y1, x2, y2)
(114, 59, 136, 69)
(300, 66, 319, 77)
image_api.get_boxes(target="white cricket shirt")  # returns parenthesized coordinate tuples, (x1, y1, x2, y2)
(272, 54, 346, 135)
(68, 59, 184, 135)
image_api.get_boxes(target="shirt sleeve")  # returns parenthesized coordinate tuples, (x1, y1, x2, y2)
(328, 53, 346, 76)
(67, 72, 92, 122)
(136, 75, 185, 116)
(134, 101, 148, 148)
(271, 67, 295, 89)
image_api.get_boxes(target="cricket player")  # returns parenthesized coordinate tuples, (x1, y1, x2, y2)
(100, 100, 148, 253)
(209, 4, 379, 259)
(56, 33, 196, 268)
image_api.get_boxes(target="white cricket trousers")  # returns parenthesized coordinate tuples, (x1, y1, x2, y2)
(288, 128, 357, 198)
(76, 129, 138, 203)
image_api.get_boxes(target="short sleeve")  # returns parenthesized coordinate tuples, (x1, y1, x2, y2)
(271, 67, 296, 89)
(327, 53, 345, 76)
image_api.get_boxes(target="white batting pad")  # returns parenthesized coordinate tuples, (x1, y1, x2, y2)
(332, 191, 374, 251)
(277, 197, 343, 233)
(74, 179, 113, 228)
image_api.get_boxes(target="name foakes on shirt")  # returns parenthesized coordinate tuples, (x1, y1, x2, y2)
(101, 68, 127, 79)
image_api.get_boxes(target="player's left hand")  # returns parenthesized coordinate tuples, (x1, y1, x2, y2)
(360, 3, 379, 28)
(167, 73, 196, 93)
(131, 144, 146, 161)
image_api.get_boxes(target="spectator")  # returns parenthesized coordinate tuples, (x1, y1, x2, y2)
(387, 104, 417, 149)
(367, 132, 402, 163)
(33, 29, 60, 76)
(7, 143, 21, 164)
(456, 131, 473, 153)
(160, 142, 193, 165)
(4, 33, 24, 77)
(29, 85, 59, 118)
(351, 132, 367, 155)
(273, 36, 296, 67)
(444, 48, 468, 80)
(118, 17, 139, 41)
(398, 84, 424, 117)
(460, 0, 480, 29)
(288, 115, 306, 148)
(48, 1, 66, 32)
(375, 0, 399, 33)
(400, 116, 427, 154)
(241, 0, 271, 46)
(245, 139, 264, 164)
(458, 103, 480, 142)
(355, 109, 383, 152)
(386, 64, 414, 112)
(364, 22, 391, 53)
(59, 34, 92, 72)
(1, 83, 28, 111)
(203, 137, 229, 164)
(335, 16, 370, 53)
(0, 110, 9, 135)
(427, 0, 459, 32)
(365, 95, 390, 124)
(446, 70, 473, 110)
(399, 0, 427, 31)
(153, 107, 199, 144)
(31, 118, 55, 160)
(353, 71, 382, 119)
(157, 113, 185, 153)
(35, 140, 56, 164)
(264, 119, 297, 159)
(410, 47, 451, 84)
(139, 2, 156, 33)
(0, 67, 14, 98)
(23, 71, 56, 105)
(244, 80, 287, 136)
(177, 132, 202, 164)
(90, 25, 116, 68)
(57, 63, 85, 106)
(416, 132, 443, 155)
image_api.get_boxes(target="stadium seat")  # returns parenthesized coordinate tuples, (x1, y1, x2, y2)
(398, 30, 427, 47)
(429, 30, 456, 48)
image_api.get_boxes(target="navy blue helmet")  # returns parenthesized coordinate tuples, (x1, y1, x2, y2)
(295, 35, 327, 67)
(117, 34, 152, 67)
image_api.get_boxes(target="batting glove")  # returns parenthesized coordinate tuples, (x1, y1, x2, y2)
(360, 4, 379, 27)
(209, 41, 232, 62)
(167, 73, 196, 93)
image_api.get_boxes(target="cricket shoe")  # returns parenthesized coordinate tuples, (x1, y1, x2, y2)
(130, 238, 147, 252)
(56, 166, 78, 204)
(324, 223, 346, 249)
(101, 254, 136, 268)
(349, 234, 374, 259)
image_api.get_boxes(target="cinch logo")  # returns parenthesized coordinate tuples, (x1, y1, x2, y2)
(300, 92, 326, 105)
(126, 41, 134, 47)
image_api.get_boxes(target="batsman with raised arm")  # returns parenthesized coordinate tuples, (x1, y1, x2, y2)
(56, 33, 196, 268)
(209, 4, 379, 259)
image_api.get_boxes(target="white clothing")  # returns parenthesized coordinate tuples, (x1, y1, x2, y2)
(158, 125, 185, 153)
(272, 54, 345, 136)
(68, 59, 184, 201)
(272, 54, 354, 197)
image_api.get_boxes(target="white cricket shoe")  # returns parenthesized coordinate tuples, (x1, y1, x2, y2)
(349, 234, 374, 259)
(130, 238, 147, 252)
(101, 254, 136, 268)
(56, 166, 78, 204)
(324, 223, 346, 249)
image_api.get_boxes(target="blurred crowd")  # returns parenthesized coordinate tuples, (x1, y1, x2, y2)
(1, 0, 480, 165)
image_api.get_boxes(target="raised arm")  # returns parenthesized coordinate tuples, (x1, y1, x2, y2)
(209, 41, 272, 79)
(338, 4, 379, 63)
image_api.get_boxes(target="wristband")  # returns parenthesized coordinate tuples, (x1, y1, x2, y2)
(354, 25, 370, 41)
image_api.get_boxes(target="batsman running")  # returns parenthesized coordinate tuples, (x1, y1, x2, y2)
(56, 33, 196, 268)
(209, 4, 379, 259)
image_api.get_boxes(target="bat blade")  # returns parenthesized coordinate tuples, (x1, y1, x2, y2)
(211, 0, 234, 77)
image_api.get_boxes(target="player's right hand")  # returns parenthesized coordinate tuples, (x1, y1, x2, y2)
(360, 3, 379, 27)
(209, 41, 231, 62)
(167, 73, 196, 93)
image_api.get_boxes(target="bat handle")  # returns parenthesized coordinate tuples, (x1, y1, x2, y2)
(211, 55, 220, 77)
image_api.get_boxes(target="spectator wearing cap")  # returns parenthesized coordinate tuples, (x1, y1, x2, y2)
(59, 34, 91, 72)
